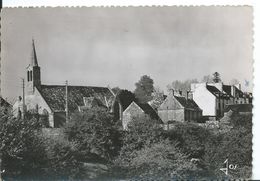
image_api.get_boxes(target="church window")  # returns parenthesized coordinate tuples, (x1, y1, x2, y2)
(27, 71, 30, 81)
(30, 71, 33, 81)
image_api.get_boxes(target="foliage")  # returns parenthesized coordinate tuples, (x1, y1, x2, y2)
(167, 79, 198, 93)
(166, 122, 215, 159)
(64, 107, 122, 163)
(43, 137, 85, 180)
(117, 89, 136, 108)
(114, 114, 165, 177)
(113, 89, 136, 121)
(118, 140, 197, 180)
(134, 75, 154, 103)
(121, 114, 163, 153)
(213, 72, 221, 83)
(202, 113, 252, 179)
(201, 74, 214, 83)
(111, 86, 121, 95)
(0, 108, 48, 179)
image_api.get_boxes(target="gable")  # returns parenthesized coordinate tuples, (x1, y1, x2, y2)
(158, 95, 183, 110)
(123, 102, 144, 115)
(174, 96, 201, 110)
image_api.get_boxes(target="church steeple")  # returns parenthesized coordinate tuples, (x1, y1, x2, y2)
(31, 39, 38, 66)
(26, 39, 41, 95)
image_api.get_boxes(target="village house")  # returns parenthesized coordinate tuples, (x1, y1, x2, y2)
(157, 90, 202, 127)
(112, 91, 162, 130)
(13, 40, 115, 127)
(191, 82, 252, 119)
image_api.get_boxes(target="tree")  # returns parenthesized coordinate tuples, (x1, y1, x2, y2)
(213, 72, 221, 83)
(44, 137, 84, 180)
(167, 79, 198, 94)
(0, 108, 48, 180)
(111, 87, 121, 95)
(114, 114, 164, 178)
(134, 75, 154, 103)
(202, 113, 252, 179)
(166, 122, 214, 159)
(201, 75, 214, 83)
(118, 140, 197, 180)
(64, 107, 122, 163)
(112, 89, 136, 121)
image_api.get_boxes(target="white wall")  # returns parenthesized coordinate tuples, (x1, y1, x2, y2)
(192, 84, 216, 116)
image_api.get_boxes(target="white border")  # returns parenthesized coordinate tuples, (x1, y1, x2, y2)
(2, 0, 260, 179)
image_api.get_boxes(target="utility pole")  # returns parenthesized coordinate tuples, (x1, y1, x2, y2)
(65, 80, 68, 123)
(22, 78, 25, 119)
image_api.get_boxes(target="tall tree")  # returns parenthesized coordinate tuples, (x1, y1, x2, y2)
(167, 79, 198, 94)
(134, 75, 154, 103)
(212, 72, 221, 83)
(201, 75, 214, 83)
(65, 107, 122, 162)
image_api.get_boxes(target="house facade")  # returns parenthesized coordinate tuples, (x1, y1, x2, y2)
(111, 90, 161, 130)
(191, 82, 252, 119)
(13, 40, 114, 127)
(158, 90, 202, 124)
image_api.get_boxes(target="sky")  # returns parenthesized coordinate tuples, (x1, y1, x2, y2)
(1, 6, 253, 102)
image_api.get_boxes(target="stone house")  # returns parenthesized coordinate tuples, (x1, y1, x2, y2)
(158, 90, 202, 126)
(13, 40, 114, 127)
(121, 101, 162, 130)
(112, 91, 161, 130)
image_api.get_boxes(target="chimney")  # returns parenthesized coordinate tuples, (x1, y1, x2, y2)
(169, 89, 174, 97)
(187, 91, 193, 100)
(179, 90, 182, 96)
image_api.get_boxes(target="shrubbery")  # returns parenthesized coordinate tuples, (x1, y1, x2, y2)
(0, 107, 252, 180)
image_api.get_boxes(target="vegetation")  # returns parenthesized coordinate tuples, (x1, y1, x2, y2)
(0, 104, 252, 180)
(134, 75, 154, 103)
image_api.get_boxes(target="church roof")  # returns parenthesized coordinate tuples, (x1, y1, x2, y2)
(0, 97, 11, 107)
(38, 85, 114, 112)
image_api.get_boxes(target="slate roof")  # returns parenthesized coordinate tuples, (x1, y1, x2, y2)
(206, 85, 229, 99)
(136, 102, 162, 121)
(39, 85, 114, 112)
(223, 85, 232, 96)
(233, 86, 244, 98)
(224, 104, 253, 113)
(0, 97, 11, 107)
(174, 96, 201, 111)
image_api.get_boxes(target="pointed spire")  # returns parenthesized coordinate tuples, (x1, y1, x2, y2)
(31, 39, 38, 66)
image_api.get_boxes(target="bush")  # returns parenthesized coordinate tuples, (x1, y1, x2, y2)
(115, 139, 198, 180)
(0, 108, 48, 179)
(166, 122, 215, 159)
(64, 107, 122, 163)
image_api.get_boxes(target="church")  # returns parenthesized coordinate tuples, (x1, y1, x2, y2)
(13, 40, 115, 128)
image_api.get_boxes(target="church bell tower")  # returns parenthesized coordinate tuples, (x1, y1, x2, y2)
(26, 39, 41, 95)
